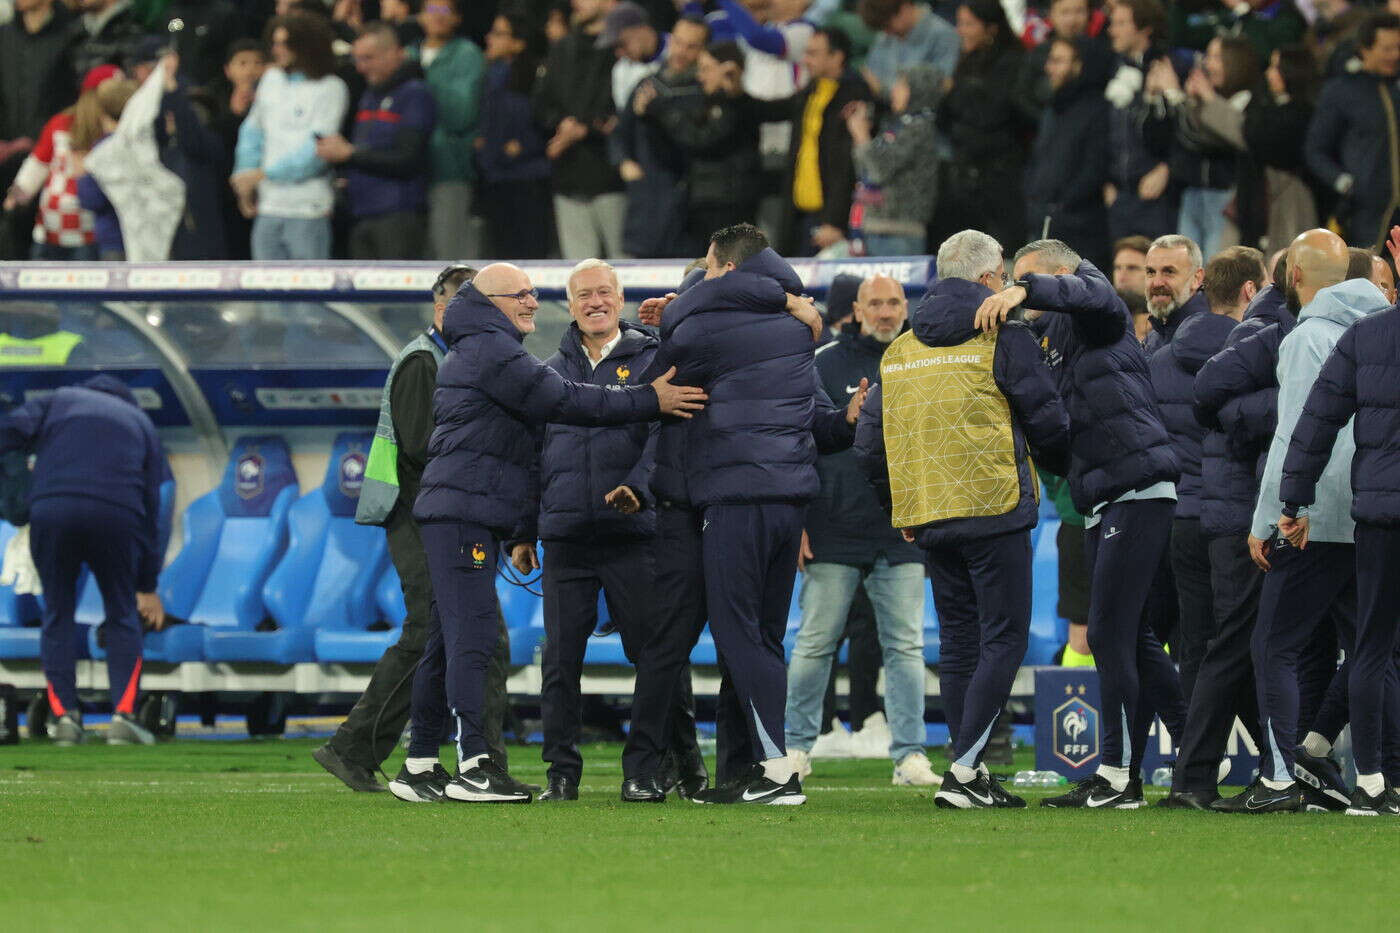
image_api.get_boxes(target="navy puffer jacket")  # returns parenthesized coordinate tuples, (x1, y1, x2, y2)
(415, 284, 659, 537)
(648, 248, 843, 508)
(535, 321, 659, 543)
(1194, 285, 1295, 537)
(1142, 289, 1209, 356)
(1021, 261, 1180, 512)
(1282, 306, 1400, 526)
(1149, 308, 1238, 519)
(858, 276, 1070, 548)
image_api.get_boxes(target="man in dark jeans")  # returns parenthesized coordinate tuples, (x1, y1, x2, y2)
(314, 265, 521, 796)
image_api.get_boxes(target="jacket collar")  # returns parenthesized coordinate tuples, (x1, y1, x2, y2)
(1153, 289, 1209, 341)
(1242, 284, 1291, 328)
(557, 319, 656, 364)
(910, 277, 994, 348)
(441, 283, 524, 346)
(838, 320, 906, 356)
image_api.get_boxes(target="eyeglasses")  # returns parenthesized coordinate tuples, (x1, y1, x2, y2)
(485, 288, 540, 304)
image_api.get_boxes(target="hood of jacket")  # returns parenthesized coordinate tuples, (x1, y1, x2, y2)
(1299, 278, 1390, 328)
(662, 247, 801, 339)
(441, 282, 523, 346)
(79, 374, 139, 408)
(910, 276, 994, 348)
(555, 318, 657, 365)
(1171, 310, 1239, 374)
(1052, 38, 1114, 110)
(1242, 283, 1293, 330)
(898, 63, 945, 114)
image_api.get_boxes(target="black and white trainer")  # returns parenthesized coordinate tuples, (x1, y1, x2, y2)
(1293, 748, 1351, 809)
(934, 771, 997, 809)
(388, 764, 452, 803)
(1345, 786, 1400, 817)
(987, 773, 1027, 809)
(1040, 774, 1145, 809)
(445, 760, 533, 804)
(1210, 779, 1305, 813)
(49, 711, 84, 746)
(694, 768, 806, 806)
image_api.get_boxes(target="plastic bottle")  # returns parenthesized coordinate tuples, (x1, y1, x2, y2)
(1012, 770, 1036, 788)
(1036, 771, 1067, 787)
(1151, 766, 1173, 787)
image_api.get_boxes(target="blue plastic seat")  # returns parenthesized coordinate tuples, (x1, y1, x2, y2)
(1025, 517, 1069, 665)
(146, 436, 297, 662)
(313, 561, 408, 664)
(206, 433, 381, 665)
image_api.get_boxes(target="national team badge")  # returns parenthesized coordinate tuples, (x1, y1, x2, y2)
(1053, 696, 1100, 769)
(339, 450, 366, 498)
(615, 365, 630, 384)
(470, 544, 487, 569)
(235, 452, 264, 500)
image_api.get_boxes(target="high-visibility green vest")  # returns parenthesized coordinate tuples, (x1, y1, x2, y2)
(879, 328, 1029, 529)
(355, 331, 445, 526)
(0, 331, 83, 366)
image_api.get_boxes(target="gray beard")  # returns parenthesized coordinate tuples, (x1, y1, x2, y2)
(1149, 295, 1180, 322)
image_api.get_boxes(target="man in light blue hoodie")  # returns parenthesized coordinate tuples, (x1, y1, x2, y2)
(1214, 230, 1388, 813)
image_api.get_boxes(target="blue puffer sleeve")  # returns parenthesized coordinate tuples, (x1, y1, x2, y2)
(1280, 326, 1360, 510)
(1019, 261, 1127, 348)
(810, 371, 855, 454)
(853, 384, 891, 512)
(994, 322, 1070, 476)
(480, 335, 660, 427)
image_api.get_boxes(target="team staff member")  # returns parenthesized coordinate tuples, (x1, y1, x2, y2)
(315, 265, 522, 801)
(977, 239, 1184, 809)
(514, 259, 707, 802)
(410, 263, 706, 803)
(856, 230, 1070, 808)
(0, 375, 167, 746)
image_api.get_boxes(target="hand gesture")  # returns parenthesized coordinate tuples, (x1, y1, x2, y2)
(510, 542, 539, 574)
(1247, 534, 1271, 572)
(160, 53, 180, 92)
(314, 133, 354, 164)
(619, 159, 645, 182)
(785, 292, 823, 342)
(973, 284, 1026, 333)
(650, 366, 708, 418)
(1385, 225, 1400, 271)
(1184, 68, 1215, 101)
(797, 529, 814, 571)
(604, 485, 641, 514)
(845, 377, 869, 425)
(639, 293, 676, 326)
(633, 80, 659, 116)
(811, 223, 844, 251)
(843, 100, 872, 143)
(1278, 514, 1310, 550)
(138, 592, 166, 631)
(1138, 162, 1170, 201)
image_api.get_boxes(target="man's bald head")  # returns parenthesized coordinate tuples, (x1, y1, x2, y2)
(1285, 229, 1349, 314)
(475, 262, 540, 334)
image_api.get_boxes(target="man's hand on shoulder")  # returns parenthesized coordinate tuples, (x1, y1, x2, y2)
(650, 366, 707, 418)
(974, 285, 1026, 333)
(638, 293, 676, 327)
(786, 293, 823, 342)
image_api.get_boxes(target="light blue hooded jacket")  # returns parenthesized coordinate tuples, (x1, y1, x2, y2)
(1251, 278, 1390, 543)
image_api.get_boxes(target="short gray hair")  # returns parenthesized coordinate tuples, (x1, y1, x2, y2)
(937, 230, 1003, 283)
(1013, 239, 1081, 272)
(1148, 234, 1203, 273)
(566, 258, 622, 303)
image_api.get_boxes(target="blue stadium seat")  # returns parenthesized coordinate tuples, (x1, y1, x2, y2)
(1025, 517, 1069, 665)
(313, 558, 407, 664)
(499, 571, 543, 666)
(209, 433, 383, 664)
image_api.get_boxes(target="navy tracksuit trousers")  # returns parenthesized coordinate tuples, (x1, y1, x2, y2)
(30, 498, 145, 718)
(541, 538, 700, 783)
(924, 529, 1031, 768)
(1086, 498, 1186, 772)
(1351, 523, 1400, 777)
(702, 502, 804, 765)
(1170, 517, 1214, 705)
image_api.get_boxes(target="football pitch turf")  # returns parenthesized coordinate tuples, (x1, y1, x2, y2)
(3, 739, 1397, 931)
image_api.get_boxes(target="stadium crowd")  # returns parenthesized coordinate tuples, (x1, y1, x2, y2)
(6, 0, 1400, 262)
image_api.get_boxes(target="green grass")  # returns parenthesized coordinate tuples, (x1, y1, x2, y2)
(3, 739, 1397, 931)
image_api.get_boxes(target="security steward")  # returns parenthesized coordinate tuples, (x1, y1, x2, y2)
(0, 375, 167, 746)
(512, 259, 707, 802)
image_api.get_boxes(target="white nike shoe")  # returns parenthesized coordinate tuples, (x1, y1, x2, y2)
(789, 748, 813, 780)
(809, 718, 855, 758)
(892, 751, 942, 786)
(849, 712, 892, 759)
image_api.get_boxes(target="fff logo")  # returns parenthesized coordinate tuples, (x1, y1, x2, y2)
(1053, 694, 1100, 769)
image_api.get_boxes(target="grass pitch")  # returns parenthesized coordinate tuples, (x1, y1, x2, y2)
(3, 738, 1397, 931)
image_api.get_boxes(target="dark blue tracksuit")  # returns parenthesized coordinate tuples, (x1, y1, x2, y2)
(622, 250, 855, 775)
(0, 376, 164, 718)
(1282, 306, 1400, 780)
(855, 278, 1070, 768)
(1022, 262, 1185, 774)
(411, 285, 660, 762)
(532, 321, 700, 783)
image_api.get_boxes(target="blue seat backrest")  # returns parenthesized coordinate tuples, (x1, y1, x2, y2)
(159, 436, 297, 628)
(263, 432, 384, 631)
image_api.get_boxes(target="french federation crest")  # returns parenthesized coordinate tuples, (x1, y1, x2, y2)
(1053, 696, 1100, 769)
(235, 452, 264, 500)
(339, 450, 366, 498)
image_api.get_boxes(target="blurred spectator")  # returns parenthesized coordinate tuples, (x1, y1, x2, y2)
(73, 75, 138, 259)
(159, 0, 250, 88)
(209, 38, 265, 260)
(231, 11, 349, 259)
(151, 53, 231, 260)
(1112, 233, 1150, 294)
(934, 0, 1031, 251)
(4, 65, 123, 260)
(694, 0, 818, 99)
(1241, 44, 1319, 251)
(477, 11, 553, 258)
(819, 270, 862, 344)
(644, 39, 761, 249)
(602, 2, 665, 112)
(1013, 0, 1107, 119)
(1023, 36, 1109, 265)
(1305, 11, 1400, 251)
(409, 0, 483, 259)
(381, 0, 424, 47)
(1104, 0, 1175, 242)
(316, 21, 434, 260)
(1308, 0, 1368, 76)
(72, 0, 146, 82)
(534, 0, 627, 258)
(859, 0, 959, 102)
(846, 63, 943, 256)
(1157, 35, 1259, 259)
(1168, 0, 1305, 62)
(613, 14, 706, 257)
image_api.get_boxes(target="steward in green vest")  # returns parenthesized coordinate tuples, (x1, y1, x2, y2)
(0, 331, 84, 366)
(853, 230, 1070, 808)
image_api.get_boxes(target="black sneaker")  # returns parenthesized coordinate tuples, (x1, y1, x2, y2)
(1040, 774, 1144, 809)
(1293, 748, 1351, 808)
(1345, 785, 1400, 816)
(1157, 789, 1219, 810)
(444, 760, 533, 803)
(934, 771, 997, 809)
(312, 744, 386, 793)
(987, 773, 1027, 808)
(1210, 779, 1304, 813)
(388, 763, 451, 803)
(693, 768, 805, 806)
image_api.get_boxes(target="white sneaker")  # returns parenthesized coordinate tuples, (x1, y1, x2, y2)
(809, 718, 855, 758)
(892, 751, 941, 786)
(849, 712, 892, 759)
(789, 748, 812, 780)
